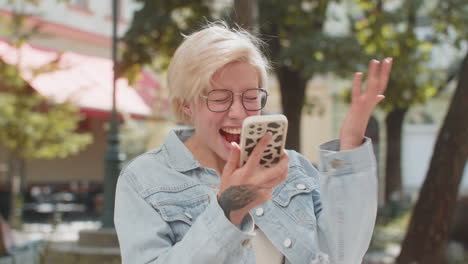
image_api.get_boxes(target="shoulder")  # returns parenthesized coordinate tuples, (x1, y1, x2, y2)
(118, 146, 175, 196)
(285, 149, 317, 170)
(284, 149, 320, 179)
(123, 146, 168, 175)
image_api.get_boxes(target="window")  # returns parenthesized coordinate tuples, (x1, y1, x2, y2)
(68, 0, 92, 15)
(71, 0, 89, 9)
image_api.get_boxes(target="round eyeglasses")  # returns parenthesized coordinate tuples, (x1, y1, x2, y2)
(200, 88, 268, 113)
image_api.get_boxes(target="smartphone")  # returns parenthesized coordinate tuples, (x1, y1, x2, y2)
(239, 114, 288, 168)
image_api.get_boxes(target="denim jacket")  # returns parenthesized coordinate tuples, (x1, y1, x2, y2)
(114, 129, 378, 264)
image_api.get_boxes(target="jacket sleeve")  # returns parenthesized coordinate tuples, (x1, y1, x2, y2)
(313, 137, 378, 264)
(114, 171, 255, 264)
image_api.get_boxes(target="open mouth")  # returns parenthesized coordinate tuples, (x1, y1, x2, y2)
(220, 128, 241, 145)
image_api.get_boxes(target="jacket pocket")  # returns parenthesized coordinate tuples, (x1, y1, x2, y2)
(147, 184, 211, 242)
(272, 170, 319, 226)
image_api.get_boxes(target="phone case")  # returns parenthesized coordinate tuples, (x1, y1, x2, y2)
(239, 114, 288, 167)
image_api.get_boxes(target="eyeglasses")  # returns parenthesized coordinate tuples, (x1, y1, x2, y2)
(200, 88, 268, 113)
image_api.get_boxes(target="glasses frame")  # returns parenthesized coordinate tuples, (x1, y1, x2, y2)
(200, 88, 269, 113)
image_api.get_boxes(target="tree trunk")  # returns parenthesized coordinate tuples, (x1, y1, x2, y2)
(8, 156, 25, 229)
(396, 51, 468, 264)
(233, 0, 258, 35)
(0, 214, 13, 256)
(257, 2, 325, 152)
(384, 107, 408, 204)
(277, 66, 307, 151)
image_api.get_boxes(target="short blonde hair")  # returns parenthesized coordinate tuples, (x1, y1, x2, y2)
(167, 22, 270, 124)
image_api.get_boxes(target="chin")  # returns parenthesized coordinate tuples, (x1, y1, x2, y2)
(216, 145, 231, 162)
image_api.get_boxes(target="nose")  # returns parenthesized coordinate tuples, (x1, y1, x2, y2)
(227, 95, 246, 119)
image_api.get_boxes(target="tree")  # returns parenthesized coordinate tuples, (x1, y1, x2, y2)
(0, 10, 92, 228)
(396, 0, 468, 262)
(396, 47, 468, 264)
(0, 215, 12, 257)
(121, 0, 363, 151)
(119, 0, 214, 82)
(353, 0, 445, 204)
(256, 0, 366, 151)
(232, 0, 258, 35)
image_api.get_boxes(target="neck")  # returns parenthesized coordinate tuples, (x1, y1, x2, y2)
(184, 136, 226, 175)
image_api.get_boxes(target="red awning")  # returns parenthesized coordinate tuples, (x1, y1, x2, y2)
(0, 39, 159, 119)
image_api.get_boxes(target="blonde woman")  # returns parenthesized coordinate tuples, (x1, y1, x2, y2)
(114, 23, 392, 264)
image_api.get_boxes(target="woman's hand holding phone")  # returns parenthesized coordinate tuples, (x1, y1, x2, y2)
(217, 133, 289, 226)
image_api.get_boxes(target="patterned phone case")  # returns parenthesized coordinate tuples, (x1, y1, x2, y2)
(239, 114, 288, 167)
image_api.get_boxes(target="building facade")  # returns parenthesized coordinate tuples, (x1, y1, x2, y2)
(0, 0, 159, 219)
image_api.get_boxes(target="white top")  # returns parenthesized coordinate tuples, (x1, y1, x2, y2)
(253, 227, 283, 264)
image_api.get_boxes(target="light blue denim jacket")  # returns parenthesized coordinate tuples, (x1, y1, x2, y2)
(114, 129, 378, 264)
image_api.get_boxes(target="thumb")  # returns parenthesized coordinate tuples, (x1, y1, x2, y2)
(223, 142, 240, 176)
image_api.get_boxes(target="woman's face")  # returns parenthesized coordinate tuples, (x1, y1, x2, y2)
(188, 61, 261, 162)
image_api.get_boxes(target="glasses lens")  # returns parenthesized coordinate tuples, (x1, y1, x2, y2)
(243, 89, 267, 111)
(207, 90, 232, 112)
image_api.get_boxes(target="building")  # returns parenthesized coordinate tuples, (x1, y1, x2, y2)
(0, 0, 160, 217)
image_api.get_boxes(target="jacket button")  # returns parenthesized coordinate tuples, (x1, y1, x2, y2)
(283, 238, 292, 248)
(255, 208, 264, 216)
(296, 183, 306, 190)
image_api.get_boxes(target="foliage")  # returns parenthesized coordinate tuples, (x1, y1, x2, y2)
(431, 0, 468, 47)
(257, 0, 364, 79)
(119, 0, 216, 82)
(352, 0, 445, 112)
(0, 6, 92, 161)
(120, 0, 364, 108)
(0, 0, 92, 231)
(119, 0, 379, 151)
(1, 1, 44, 46)
(0, 60, 92, 160)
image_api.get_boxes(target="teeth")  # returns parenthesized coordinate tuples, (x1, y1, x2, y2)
(221, 128, 241, 134)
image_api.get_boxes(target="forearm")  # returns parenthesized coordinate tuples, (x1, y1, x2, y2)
(144, 200, 255, 264)
(115, 174, 255, 264)
(217, 184, 259, 225)
(317, 138, 378, 264)
(339, 115, 370, 151)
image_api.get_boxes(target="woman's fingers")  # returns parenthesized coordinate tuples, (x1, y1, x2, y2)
(352, 72, 363, 100)
(350, 58, 392, 103)
(222, 142, 240, 177)
(365, 59, 381, 96)
(377, 58, 393, 94)
(254, 151, 289, 188)
(245, 132, 272, 170)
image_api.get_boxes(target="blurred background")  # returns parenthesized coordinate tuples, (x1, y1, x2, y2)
(0, 0, 467, 263)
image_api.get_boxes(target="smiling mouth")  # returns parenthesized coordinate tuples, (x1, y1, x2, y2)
(220, 128, 241, 145)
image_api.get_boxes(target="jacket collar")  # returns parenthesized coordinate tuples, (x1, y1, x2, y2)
(162, 128, 202, 172)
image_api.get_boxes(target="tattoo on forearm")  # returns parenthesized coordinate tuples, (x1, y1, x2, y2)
(217, 185, 259, 221)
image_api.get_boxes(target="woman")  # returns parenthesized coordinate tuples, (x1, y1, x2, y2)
(114, 23, 392, 264)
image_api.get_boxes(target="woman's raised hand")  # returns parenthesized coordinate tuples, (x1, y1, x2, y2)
(339, 58, 393, 150)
